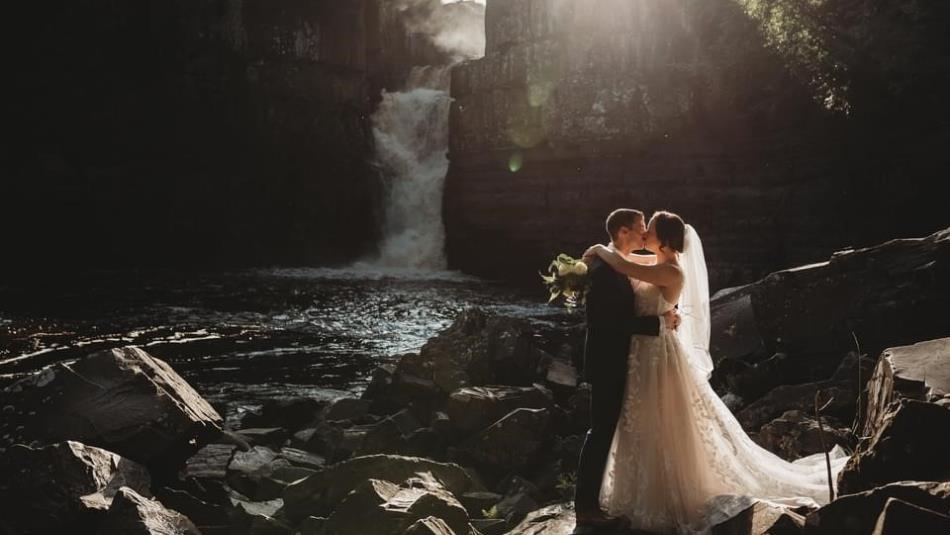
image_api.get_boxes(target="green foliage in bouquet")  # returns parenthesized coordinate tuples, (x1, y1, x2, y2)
(540, 253, 590, 309)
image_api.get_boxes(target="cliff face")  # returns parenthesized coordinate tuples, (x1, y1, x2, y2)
(3, 0, 450, 271)
(445, 0, 950, 288)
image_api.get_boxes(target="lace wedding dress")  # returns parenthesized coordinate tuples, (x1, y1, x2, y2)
(599, 227, 850, 534)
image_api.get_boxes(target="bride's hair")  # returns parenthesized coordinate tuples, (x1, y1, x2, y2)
(649, 211, 685, 252)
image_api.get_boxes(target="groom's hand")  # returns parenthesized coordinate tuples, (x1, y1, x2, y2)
(663, 309, 682, 330)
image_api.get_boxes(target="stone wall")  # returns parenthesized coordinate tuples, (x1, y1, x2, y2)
(445, 0, 950, 288)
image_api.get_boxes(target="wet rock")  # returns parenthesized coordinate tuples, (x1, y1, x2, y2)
(0, 346, 222, 474)
(445, 384, 553, 437)
(455, 408, 551, 474)
(862, 337, 950, 437)
(0, 441, 151, 534)
(239, 397, 324, 432)
(837, 400, 950, 495)
(505, 503, 575, 534)
(97, 486, 201, 535)
(804, 481, 950, 535)
(400, 310, 547, 395)
(281, 454, 479, 522)
(322, 474, 472, 535)
(323, 397, 371, 422)
(235, 427, 289, 449)
(753, 410, 852, 462)
(871, 497, 950, 534)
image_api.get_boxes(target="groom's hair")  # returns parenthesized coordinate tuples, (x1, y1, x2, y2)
(606, 209, 644, 240)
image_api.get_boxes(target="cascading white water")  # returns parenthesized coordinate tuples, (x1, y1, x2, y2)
(371, 66, 453, 270)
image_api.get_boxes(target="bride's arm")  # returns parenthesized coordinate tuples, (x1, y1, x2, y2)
(584, 244, 681, 287)
(625, 252, 656, 266)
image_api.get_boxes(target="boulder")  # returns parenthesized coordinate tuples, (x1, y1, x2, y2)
(276, 447, 325, 471)
(712, 500, 807, 535)
(183, 443, 237, 480)
(155, 486, 229, 534)
(459, 491, 503, 518)
(445, 385, 553, 437)
(471, 518, 508, 535)
(710, 285, 765, 365)
(322, 474, 472, 535)
(239, 397, 325, 432)
(226, 446, 295, 501)
(0, 441, 152, 534)
(405, 516, 456, 535)
(228, 500, 295, 535)
(234, 428, 289, 449)
(0, 346, 222, 474)
(323, 397, 371, 422)
(281, 454, 479, 521)
(96, 486, 201, 535)
(737, 380, 856, 433)
(455, 408, 551, 474)
(505, 503, 575, 534)
(862, 337, 950, 437)
(837, 400, 950, 495)
(871, 497, 950, 534)
(299, 516, 327, 535)
(753, 410, 852, 462)
(804, 481, 950, 535)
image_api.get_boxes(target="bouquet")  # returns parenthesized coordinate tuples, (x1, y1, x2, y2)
(540, 253, 590, 309)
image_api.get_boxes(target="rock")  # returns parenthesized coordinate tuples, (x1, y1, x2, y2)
(455, 408, 551, 474)
(445, 384, 553, 437)
(389, 408, 425, 435)
(471, 518, 508, 535)
(753, 410, 852, 462)
(155, 486, 229, 534)
(405, 427, 447, 459)
(229, 500, 295, 535)
(322, 474, 472, 535)
(234, 428, 290, 448)
(281, 454, 479, 521)
(362, 364, 398, 415)
(97, 486, 201, 535)
(397, 310, 547, 397)
(239, 397, 324, 432)
(712, 500, 806, 535)
(0, 441, 152, 533)
(804, 481, 950, 535)
(183, 443, 237, 480)
(405, 516, 456, 534)
(494, 490, 539, 527)
(323, 397, 372, 422)
(299, 515, 327, 535)
(459, 491, 503, 518)
(543, 358, 578, 391)
(871, 497, 950, 534)
(226, 446, 294, 501)
(505, 503, 575, 534)
(737, 382, 855, 432)
(0, 346, 222, 475)
(862, 337, 950, 437)
(354, 416, 408, 456)
(276, 447, 325, 471)
(837, 400, 950, 495)
(710, 285, 766, 364)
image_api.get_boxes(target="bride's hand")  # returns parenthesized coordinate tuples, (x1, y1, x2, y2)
(582, 244, 606, 264)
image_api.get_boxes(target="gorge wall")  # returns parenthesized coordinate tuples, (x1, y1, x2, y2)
(445, 0, 950, 289)
(3, 0, 473, 273)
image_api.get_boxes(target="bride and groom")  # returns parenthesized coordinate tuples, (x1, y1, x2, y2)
(573, 209, 848, 534)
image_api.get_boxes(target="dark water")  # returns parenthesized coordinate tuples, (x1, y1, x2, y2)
(0, 267, 560, 423)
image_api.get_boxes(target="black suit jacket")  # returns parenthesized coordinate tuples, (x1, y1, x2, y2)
(582, 257, 660, 382)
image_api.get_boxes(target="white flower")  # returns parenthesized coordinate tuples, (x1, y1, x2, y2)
(571, 262, 588, 276)
(557, 263, 573, 277)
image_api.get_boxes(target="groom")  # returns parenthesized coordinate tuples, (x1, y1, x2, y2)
(573, 209, 678, 532)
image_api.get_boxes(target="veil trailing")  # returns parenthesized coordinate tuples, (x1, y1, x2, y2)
(677, 224, 714, 379)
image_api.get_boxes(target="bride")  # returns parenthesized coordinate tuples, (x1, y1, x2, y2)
(583, 211, 849, 534)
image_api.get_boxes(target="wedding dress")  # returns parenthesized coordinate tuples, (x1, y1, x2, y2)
(599, 226, 850, 534)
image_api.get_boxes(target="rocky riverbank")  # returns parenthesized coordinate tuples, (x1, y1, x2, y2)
(2, 228, 949, 534)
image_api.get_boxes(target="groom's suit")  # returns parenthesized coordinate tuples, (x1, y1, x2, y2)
(574, 256, 660, 514)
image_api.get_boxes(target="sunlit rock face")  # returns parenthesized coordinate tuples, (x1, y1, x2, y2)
(445, 0, 950, 288)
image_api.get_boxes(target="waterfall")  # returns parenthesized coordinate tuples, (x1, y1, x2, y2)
(370, 66, 453, 270)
